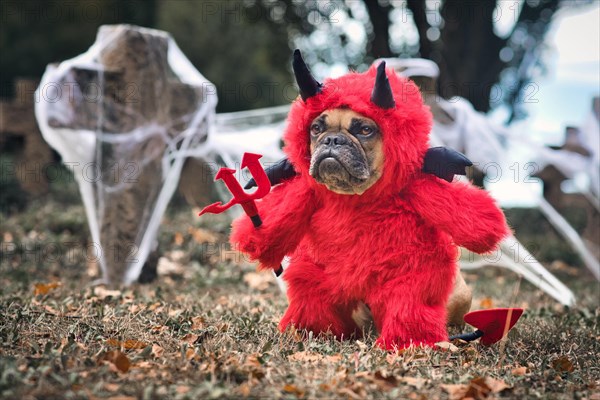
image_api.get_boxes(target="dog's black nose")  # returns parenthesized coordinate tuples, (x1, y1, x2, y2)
(323, 134, 348, 147)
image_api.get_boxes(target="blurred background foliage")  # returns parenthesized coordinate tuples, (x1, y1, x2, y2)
(0, 0, 592, 114)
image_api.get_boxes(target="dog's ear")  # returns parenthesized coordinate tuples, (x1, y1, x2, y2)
(245, 157, 297, 189)
(422, 147, 473, 182)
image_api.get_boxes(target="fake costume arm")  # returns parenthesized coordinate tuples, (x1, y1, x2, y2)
(409, 175, 509, 253)
(230, 177, 315, 270)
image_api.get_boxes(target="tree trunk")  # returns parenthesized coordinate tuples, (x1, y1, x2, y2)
(437, 0, 506, 112)
(364, 1, 393, 58)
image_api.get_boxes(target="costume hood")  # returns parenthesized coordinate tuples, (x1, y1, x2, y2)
(283, 51, 432, 199)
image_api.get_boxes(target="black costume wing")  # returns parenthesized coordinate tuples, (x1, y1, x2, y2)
(244, 147, 472, 189)
(244, 157, 297, 189)
(421, 147, 472, 182)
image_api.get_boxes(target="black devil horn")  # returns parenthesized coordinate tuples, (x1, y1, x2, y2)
(371, 61, 395, 109)
(293, 49, 322, 101)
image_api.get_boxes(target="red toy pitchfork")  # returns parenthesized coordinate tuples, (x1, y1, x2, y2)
(198, 153, 283, 276)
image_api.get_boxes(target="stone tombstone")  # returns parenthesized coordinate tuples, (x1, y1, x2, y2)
(35, 25, 217, 285)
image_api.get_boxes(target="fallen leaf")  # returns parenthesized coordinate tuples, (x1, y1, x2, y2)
(512, 366, 528, 376)
(135, 361, 155, 369)
(43, 305, 60, 315)
(465, 377, 491, 398)
(99, 350, 131, 373)
(189, 227, 218, 243)
(325, 354, 342, 363)
(33, 282, 61, 296)
(287, 351, 322, 363)
(105, 339, 148, 349)
(123, 339, 148, 349)
(106, 338, 121, 347)
(174, 232, 184, 246)
(283, 384, 305, 397)
(436, 341, 459, 352)
(151, 325, 168, 333)
(157, 257, 185, 276)
(168, 308, 184, 317)
(181, 333, 199, 345)
(373, 370, 398, 388)
(338, 386, 365, 399)
(191, 316, 206, 330)
(239, 382, 252, 397)
(185, 347, 195, 360)
(485, 377, 510, 393)
(152, 344, 164, 358)
(288, 351, 322, 362)
(441, 383, 468, 400)
(104, 383, 120, 392)
(107, 397, 136, 400)
(552, 355, 575, 373)
(94, 286, 122, 299)
(176, 385, 191, 394)
(479, 297, 494, 309)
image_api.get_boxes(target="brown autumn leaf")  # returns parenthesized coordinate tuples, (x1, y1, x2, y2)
(239, 382, 253, 397)
(479, 297, 494, 309)
(104, 383, 120, 392)
(373, 370, 398, 389)
(123, 339, 148, 349)
(462, 376, 510, 399)
(99, 350, 131, 373)
(441, 383, 468, 400)
(43, 304, 60, 315)
(278, 350, 338, 365)
(191, 316, 206, 330)
(105, 339, 148, 349)
(181, 333, 199, 345)
(176, 385, 191, 394)
(174, 232, 184, 246)
(325, 353, 342, 363)
(33, 282, 61, 296)
(152, 344, 164, 358)
(93, 286, 122, 299)
(151, 325, 168, 333)
(552, 355, 575, 372)
(436, 341, 459, 352)
(512, 366, 528, 376)
(465, 377, 492, 398)
(283, 384, 305, 398)
(106, 338, 121, 347)
(485, 377, 510, 393)
(189, 227, 218, 244)
(185, 347, 196, 360)
(287, 351, 323, 363)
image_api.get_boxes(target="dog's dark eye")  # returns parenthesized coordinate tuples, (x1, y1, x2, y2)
(360, 126, 373, 135)
(310, 124, 322, 135)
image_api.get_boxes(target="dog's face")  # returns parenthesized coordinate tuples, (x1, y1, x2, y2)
(308, 108, 384, 195)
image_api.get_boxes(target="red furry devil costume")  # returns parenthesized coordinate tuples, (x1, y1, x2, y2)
(231, 51, 509, 349)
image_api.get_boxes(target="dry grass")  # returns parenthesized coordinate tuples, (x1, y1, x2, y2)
(1, 186, 599, 399)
